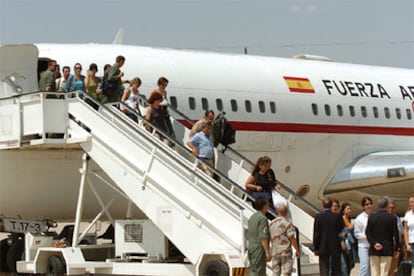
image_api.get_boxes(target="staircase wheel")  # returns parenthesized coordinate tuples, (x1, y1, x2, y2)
(0, 239, 10, 272)
(6, 238, 24, 272)
(47, 255, 66, 276)
(202, 259, 229, 276)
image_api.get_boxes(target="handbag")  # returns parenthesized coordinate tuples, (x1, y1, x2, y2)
(340, 239, 349, 253)
(251, 191, 270, 201)
(272, 190, 288, 208)
(397, 259, 412, 276)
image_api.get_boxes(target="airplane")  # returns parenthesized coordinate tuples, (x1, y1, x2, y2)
(0, 42, 413, 224)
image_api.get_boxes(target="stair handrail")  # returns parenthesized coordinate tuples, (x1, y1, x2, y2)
(0, 90, 66, 101)
(69, 92, 260, 212)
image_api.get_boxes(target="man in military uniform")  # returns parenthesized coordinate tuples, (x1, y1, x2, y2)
(39, 60, 57, 93)
(107, 55, 127, 103)
(247, 196, 271, 276)
(269, 204, 300, 275)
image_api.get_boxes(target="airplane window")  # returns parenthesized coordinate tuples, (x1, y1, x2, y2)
(395, 108, 401, 119)
(311, 103, 318, 115)
(231, 99, 238, 112)
(216, 99, 223, 111)
(189, 97, 196, 110)
(201, 97, 209, 111)
(336, 105, 343, 117)
(259, 101, 265, 113)
(406, 109, 412, 120)
(245, 100, 252, 113)
(384, 107, 390, 119)
(170, 96, 177, 109)
(269, 101, 276, 113)
(349, 106, 355, 117)
(361, 106, 367, 118)
(373, 107, 379, 118)
(324, 104, 331, 116)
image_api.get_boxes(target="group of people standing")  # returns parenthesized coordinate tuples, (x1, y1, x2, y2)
(246, 182, 413, 276)
(39, 56, 127, 104)
(38, 56, 176, 140)
(313, 195, 414, 276)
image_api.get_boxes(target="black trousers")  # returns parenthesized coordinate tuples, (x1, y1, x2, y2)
(319, 252, 341, 276)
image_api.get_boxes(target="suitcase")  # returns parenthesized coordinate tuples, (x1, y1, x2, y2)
(397, 260, 412, 276)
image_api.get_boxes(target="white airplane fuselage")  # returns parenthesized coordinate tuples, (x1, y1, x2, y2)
(1, 43, 413, 220)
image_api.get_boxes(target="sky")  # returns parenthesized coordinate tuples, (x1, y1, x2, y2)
(0, 0, 413, 69)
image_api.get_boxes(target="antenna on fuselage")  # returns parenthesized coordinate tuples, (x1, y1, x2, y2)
(112, 28, 124, 44)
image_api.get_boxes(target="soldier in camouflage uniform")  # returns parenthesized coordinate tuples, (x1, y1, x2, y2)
(269, 205, 300, 276)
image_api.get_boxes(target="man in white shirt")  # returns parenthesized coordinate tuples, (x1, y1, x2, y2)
(55, 66, 70, 92)
(403, 195, 414, 271)
(354, 196, 373, 276)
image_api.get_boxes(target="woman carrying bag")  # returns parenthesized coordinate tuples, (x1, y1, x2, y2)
(245, 156, 283, 219)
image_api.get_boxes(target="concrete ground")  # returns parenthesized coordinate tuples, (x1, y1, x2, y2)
(350, 262, 414, 276)
(350, 262, 359, 276)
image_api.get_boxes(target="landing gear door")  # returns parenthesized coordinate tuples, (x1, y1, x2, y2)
(0, 44, 39, 98)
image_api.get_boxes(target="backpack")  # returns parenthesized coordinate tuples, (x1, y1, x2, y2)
(213, 112, 236, 149)
(101, 74, 113, 96)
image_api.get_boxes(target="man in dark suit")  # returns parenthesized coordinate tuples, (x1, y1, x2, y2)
(366, 196, 400, 276)
(313, 197, 345, 276)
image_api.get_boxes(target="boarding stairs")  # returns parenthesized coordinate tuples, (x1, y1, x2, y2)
(0, 91, 319, 275)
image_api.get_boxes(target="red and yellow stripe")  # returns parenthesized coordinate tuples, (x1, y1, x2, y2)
(283, 76, 315, 93)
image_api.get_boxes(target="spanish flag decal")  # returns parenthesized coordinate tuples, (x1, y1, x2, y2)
(283, 76, 315, 93)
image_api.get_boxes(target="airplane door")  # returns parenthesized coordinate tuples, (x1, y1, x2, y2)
(0, 44, 39, 98)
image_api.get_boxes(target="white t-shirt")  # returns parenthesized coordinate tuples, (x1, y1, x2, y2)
(124, 88, 139, 110)
(354, 211, 370, 248)
(404, 210, 414, 243)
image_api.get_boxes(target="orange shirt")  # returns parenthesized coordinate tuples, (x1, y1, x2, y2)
(343, 215, 352, 229)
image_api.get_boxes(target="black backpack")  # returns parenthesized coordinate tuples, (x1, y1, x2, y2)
(213, 112, 236, 149)
(101, 74, 113, 96)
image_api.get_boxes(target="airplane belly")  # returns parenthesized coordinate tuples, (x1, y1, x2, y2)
(0, 148, 144, 220)
(325, 151, 414, 215)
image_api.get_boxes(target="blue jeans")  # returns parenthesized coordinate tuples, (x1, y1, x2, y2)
(358, 247, 370, 276)
(411, 243, 414, 268)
